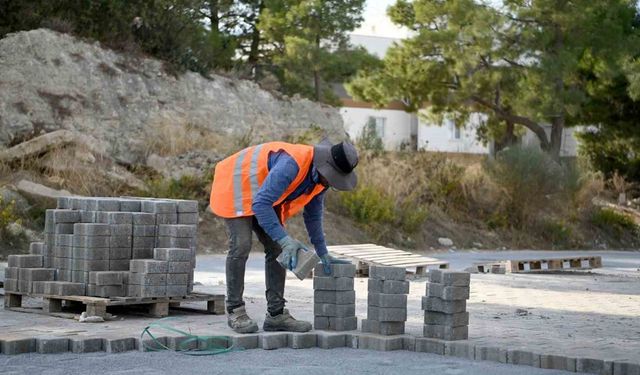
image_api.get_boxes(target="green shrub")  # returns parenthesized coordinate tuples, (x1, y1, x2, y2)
(340, 186, 394, 224)
(356, 119, 384, 155)
(397, 199, 428, 233)
(540, 219, 572, 247)
(0, 196, 28, 253)
(591, 208, 637, 236)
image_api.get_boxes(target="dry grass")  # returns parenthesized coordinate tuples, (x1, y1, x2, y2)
(142, 118, 229, 158)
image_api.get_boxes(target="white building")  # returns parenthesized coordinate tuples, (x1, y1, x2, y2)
(340, 34, 581, 156)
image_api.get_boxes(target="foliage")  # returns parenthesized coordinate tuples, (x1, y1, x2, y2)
(356, 119, 384, 155)
(591, 208, 637, 236)
(137, 174, 210, 209)
(347, 0, 639, 158)
(0, 196, 27, 249)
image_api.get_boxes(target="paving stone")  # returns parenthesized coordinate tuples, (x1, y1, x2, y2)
(507, 349, 541, 368)
(70, 337, 104, 353)
(73, 247, 110, 260)
(316, 332, 346, 349)
(402, 335, 416, 351)
(55, 223, 75, 234)
(36, 337, 70, 354)
(17, 279, 32, 293)
(230, 334, 259, 350)
(127, 284, 167, 297)
(120, 199, 142, 212)
(313, 277, 354, 291)
(367, 306, 407, 322)
(95, 199, 121, 212)
(87, 284, 125, 297)
(178, 213, 199, 224)
(72, 259, 109, 272)
(109, 260, 130, 271)
(71, 270, 90, 283)
(29, 242, 45, 255)
(423, 324, 468, 341)
(361, 319, 405, 335)
(96, 212, 133, 225)
(3, 278, 18, 292)
(288, 249, 320, 280)
(103, 337, 137, 353)
(368, 293, 407, 308)
(51, 209, 80, 223)
(475, 345, 508, 363)
(577, 358, 613, 374)
(132, 247, 154, 259)
(110, 236, 132, 247)
(4, 267, 19, 279)
(167, 273, 189, 285)
(56, 270, 71, 282)
(56, 234, 74, 246)
(426, 283, 470, 300)
(31, 281, 46, 294)
(414, 337, 445, 354)
(424, 311, 469, 326)
(166, 285, 188, 296)
(444, 340, 475, 360)
(367, 279, 410, 294)
(176, 200, 198, 213)
(73, 223, 110, 236)
(154, 248, 192, 261)
(128, 273, 167, 285)
(328, 316, 358, 331)
(130, 259, 169, 273)
(54, 245, 73, 258)
(1, 337, 36, 354)
(613, 361, 640, 375)
(288, 332, 317, 349)
(313, 263, 356, 278)
(57, 196, 72, 209)
(110, 247, 132, 260)
(8, 254, 43, 268)
(429, 269, 471, 286)
(156, 213, 178, 224)
(132, 213, 156, 225)
(142, 200, 177, 214)
(73, 235, 110, 248)
(540, 354, 577, 372)
(357, 333, 404, 351)
(168, 261, 192, 273)
(158, 224, 197, 238)
(166, 336, 198, 351)
(89, 271, 124, 285)
(108, 223, 133, 236)
(140, 336, 169, 352)
(43, 281, 85, 296)
(421, 296, 467, 314)
(156, 236, 194, 248)
(53, 257, 73, 270)
(314, 316, 329, 330)
(314, 303, 356, 317)
(80, 210, 97, 223)
(314, 290, 356, 305)
(133, 225, 157, 236)
(369, 266, 406, 281)
(260, 333, 288, 350)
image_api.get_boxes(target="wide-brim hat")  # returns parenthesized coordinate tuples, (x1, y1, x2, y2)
(313, 139, 358, 191)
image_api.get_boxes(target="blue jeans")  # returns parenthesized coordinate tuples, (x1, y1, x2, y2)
(224, 216, 286, 315)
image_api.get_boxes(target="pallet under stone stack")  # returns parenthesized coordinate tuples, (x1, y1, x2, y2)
(4, 197, 199, 299)
(422, 269, 470, 341)
(362, 266, 409, 335)
(313, 263, 358, 331)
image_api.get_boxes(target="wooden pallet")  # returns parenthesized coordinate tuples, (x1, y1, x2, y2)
(327, 244, 449, 276)
(3, 291, 225, 319)
(474, 255, 603, 274)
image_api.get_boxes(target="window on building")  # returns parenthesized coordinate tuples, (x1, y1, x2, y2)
(449, 119, 461, 140)
(369, 116, 386, 138)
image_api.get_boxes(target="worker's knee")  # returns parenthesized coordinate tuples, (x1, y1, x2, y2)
(228, 234, 252, 258)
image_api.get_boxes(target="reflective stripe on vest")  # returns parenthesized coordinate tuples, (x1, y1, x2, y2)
(210, 142, 325, 222)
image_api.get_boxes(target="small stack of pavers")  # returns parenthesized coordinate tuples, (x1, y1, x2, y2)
(313, 263, 358, 331)
(422, 269, 470, 340)
(362, 266, 409, 335)
(127, 248, 192, 297)
(3, 196, 199, 299)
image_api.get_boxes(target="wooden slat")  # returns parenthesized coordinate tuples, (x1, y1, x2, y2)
(333, 249, 408, 256)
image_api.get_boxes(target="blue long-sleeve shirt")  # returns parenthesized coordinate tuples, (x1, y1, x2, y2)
(252, 151, 328, 257)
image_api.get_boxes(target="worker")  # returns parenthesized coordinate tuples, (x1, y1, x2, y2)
(209, 139, 359, 334)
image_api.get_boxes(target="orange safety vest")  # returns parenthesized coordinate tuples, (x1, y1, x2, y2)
(210, 142, 326, 223)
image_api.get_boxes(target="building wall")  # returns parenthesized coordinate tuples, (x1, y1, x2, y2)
(418, 113, 489, 154)
(340, 107, 413, 150)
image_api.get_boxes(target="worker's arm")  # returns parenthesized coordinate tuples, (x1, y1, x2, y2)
(303, 192, 328, 257)
(252, 153, 299, 242)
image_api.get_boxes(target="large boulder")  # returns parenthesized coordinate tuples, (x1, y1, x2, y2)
(0, 29, 346, 169)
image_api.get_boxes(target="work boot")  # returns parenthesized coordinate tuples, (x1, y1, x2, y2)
(227, 306, 259, 334)
(263, 308, 312, 332)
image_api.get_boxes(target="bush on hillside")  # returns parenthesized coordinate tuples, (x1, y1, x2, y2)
(591, 208, 637, 236)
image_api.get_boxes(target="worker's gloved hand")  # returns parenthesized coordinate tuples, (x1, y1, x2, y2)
(319, 253, 352, 275)
(277, 235, 309, 270)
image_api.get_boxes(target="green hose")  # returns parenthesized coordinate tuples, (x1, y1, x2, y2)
(141, 317, 239, 356)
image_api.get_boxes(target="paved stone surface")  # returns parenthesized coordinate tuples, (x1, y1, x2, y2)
(0, 250, 638, 366)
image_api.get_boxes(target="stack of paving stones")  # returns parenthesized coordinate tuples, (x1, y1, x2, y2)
(313, 263, 358, 331)
(422, 269, 470, 341)
(3, 196, 198, 299)
(362, 266, 409, 335)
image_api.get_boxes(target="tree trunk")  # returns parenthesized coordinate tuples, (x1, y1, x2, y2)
(247, 1, 264, 68)
(313, 33, 321, 101)
(209, 0, 220, 36)
(495, 120, 516, 153)
(550, 116, 563, 160)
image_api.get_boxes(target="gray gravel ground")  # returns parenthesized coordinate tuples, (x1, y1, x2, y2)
(0, 348, 575, 375)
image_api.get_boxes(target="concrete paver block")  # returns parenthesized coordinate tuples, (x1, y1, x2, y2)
(426, 283, 470, 300)
(8, 254, 43, 268)
(178, 213, 199, 225)
(142, 200, 177, 214)
(88, 271, 124, 286)
(423, 324, 468, 341)
(402, 335, 416, 351)
(132, 213, 156, 225)
(133, 236, 156, 248)
(415, 337, 445, 355)
(109, 236, 132, 247)
(18, 268, 55, 281)
(444, 340, 475, 360)
(328, 316, 358, 331)
(316, 332, 346, 349)
(104, 337, 138, 353)
(285, 249, 319, 280)
(156, 236, 193, 248)
(73, 247, 110, 260)
(429, 269, 471, 286)
(288, 333, 317, 349)
(313, 263, 356, 278)
(540, 354, 577, 372)
(361, 319, 405, 335)
(127, 284, 167, 297)
(367, 306, 407, 322)
(368, 293, 407, 308)
(166, 336, 198, 351)
(314, 290, 356, 305)
(314, 316, 329, 330)
(36, 337, 70, 354)
(109, 259, 130, 271)
(96, 212, 132, 225)
(51, 209, 80, 223)
(475, 345, 508, 363)
(168, 261, 192, 273)
(358, 333, 404, 351)
(314, 303, 355, 317)
(367, 279, 410, 294)
(4, 267, 19, 279)
(158, 224, 197, 238)
(55, 223, 75, 234)
(133, 225, 157, 237)
(72, 259, 109, 272)
(176, 200, 198, 213)
(70, 337, 104, 353)
(110, 247, 132, 260)
(577, 358, 613, 374)
(120, 199, 142, 212)
(424, 311, 469, 327)
(29, 242, 45, 255)
(1, 338, 36, 354)
(130, 259, 169, 274)
(507, 349, 541, 368)
(73, 223, 110, 236)
(166, 285, 188, 297)
(369, 266, 406, 281)
(108, 223, 133, 236)
(313, 277, 354, 291)
(167, 273, 189, 285)
(155, 213, 178, 225)
(132, 247, 154, 259)
(230, 334, 259, 350)
(154, 248, 192, 261)
(613, 361, 640, 375)
(73, 235, 110, 248)
(87, 284, 125, 297)
(421, 296, 467, 314)
(260, 333, 288, 350)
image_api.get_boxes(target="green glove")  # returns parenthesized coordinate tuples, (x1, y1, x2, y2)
(277, 235, 309, 270)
